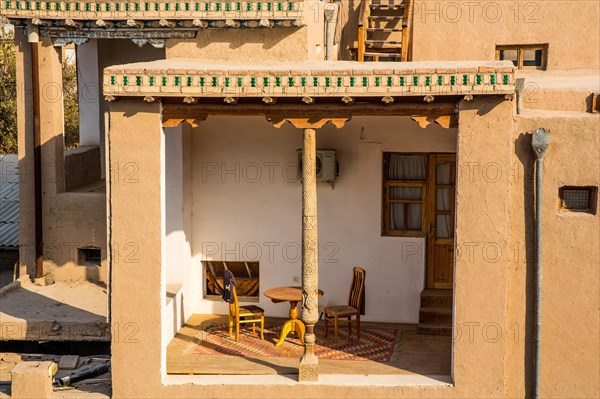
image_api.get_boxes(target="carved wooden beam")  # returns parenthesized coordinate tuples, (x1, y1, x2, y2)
(161, 102, 458, 129)
(163, 102, 457, 117)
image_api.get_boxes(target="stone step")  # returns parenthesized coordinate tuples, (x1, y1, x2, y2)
(419, 307, 453, 325)
(420, 289, 453, 309)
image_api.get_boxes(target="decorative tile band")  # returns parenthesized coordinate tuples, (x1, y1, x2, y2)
(103, 64, 516, 99)
(1, 0, 303, 20)
(40, 28, 197, 39)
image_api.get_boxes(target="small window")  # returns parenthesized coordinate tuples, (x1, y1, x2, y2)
(78, 247, 101, 266)
(382, 154, 427, 236)
(559, 186, 597, 214)
(496, 44, 548, 70)
(203, 261, 259, 300)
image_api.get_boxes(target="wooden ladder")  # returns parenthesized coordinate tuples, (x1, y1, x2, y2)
(358, 0, 413, 62)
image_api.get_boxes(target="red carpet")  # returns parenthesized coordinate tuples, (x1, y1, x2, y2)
(194, 323, 398, 362)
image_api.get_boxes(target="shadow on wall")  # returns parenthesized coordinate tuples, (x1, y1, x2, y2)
(514, 132, 536, 399)
(0, 251, 19, 287)
(339, 0, 361, 60)
(19, 133, 107, 284)
(0, 284, 107, 337)
(17, 37, 170, 285)
(174, 28, 302, 51)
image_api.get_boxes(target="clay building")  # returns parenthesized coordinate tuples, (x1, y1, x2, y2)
(0, 1, 598, 398)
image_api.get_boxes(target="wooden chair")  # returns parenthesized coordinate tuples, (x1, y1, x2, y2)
(228, 285, 265, 342)
(324, 267, 366, 340)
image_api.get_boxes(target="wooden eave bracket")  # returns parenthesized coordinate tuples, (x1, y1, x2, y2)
(266, 117, 351, 129)
(411, 114, 457, 129)
(162, 114, 207, 128)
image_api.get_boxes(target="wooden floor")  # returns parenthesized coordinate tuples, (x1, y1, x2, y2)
(167, 314, 451, 376)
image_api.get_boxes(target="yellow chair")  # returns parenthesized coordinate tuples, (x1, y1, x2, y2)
(324, 267, 366, 340)
(228, 285, 265, 342)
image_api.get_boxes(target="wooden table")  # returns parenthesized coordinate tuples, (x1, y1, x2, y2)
(264, 286, 324, 347)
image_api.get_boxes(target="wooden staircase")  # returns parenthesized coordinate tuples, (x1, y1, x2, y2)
(418, 289, 453, 335)
(358, 0, 413, 62)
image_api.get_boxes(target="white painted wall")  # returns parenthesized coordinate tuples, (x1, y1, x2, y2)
(76, 40, 101, 148)
(160, 121, 168, 372)
(165, 126, 185, 285)
(176, 115, 457, 324)
(163, 125, 194, 344)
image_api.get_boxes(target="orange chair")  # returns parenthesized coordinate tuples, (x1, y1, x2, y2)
(324, 267, 366, 340)
(228, 285, 265, 342)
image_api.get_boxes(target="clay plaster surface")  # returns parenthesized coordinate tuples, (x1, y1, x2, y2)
(505, 111, 600, 398)
(0, 279, 108, 341)
(410, 1, 600, 71)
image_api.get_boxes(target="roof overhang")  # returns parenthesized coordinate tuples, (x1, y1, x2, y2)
(102, 60, 515, 129)
(2, 0, 304, 45)
(103, 59, 515, 102)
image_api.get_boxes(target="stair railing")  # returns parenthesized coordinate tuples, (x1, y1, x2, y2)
(357, 0, 372, 62)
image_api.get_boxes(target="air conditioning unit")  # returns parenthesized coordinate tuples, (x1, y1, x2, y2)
(296, 149, 338, 184)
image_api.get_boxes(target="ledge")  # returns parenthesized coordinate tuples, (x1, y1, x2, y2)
(102, 60, 516, 100)
(163, 373, 453, 387)
(0, 279, 109, 341)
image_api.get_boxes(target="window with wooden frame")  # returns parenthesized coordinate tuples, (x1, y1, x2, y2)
(496, 44, 548, 70)
(382, 154, 428, 236)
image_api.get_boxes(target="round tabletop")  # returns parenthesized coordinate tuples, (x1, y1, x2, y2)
(263, 286, 324, 302)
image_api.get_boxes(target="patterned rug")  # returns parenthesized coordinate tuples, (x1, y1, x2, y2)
(193, 323, 398, 362)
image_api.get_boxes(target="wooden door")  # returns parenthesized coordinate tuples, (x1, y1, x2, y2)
(426, 154, 456, 289)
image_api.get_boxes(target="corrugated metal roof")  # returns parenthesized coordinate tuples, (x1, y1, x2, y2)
(0, 222, 18, 248)
(0, 201, 19, 223)
(0, 177, 18, 201)
(0, 154, 19, 248)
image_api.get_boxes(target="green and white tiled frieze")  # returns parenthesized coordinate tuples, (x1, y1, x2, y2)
(103, 60, 516, 99)
(1, 0, 303, 21)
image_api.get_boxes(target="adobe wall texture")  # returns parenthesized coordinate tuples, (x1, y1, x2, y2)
(411, 1, 600, 70)
(165, 1, 331, 61)
(505, 111, 600, 398)
(166, 27, 310, 61)
(14, 29, 35, 279)
(108, 100, 166, 398)
(453, 97, 513, 394)
(16, 39, 167, 286)
(14, 37, 108, 284)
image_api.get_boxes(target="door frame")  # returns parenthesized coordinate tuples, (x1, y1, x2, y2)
(425, 154, 457, 289)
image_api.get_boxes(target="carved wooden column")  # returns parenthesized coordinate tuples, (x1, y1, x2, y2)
(267, 116, 349, 382)
(299, 127, 319, 381)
